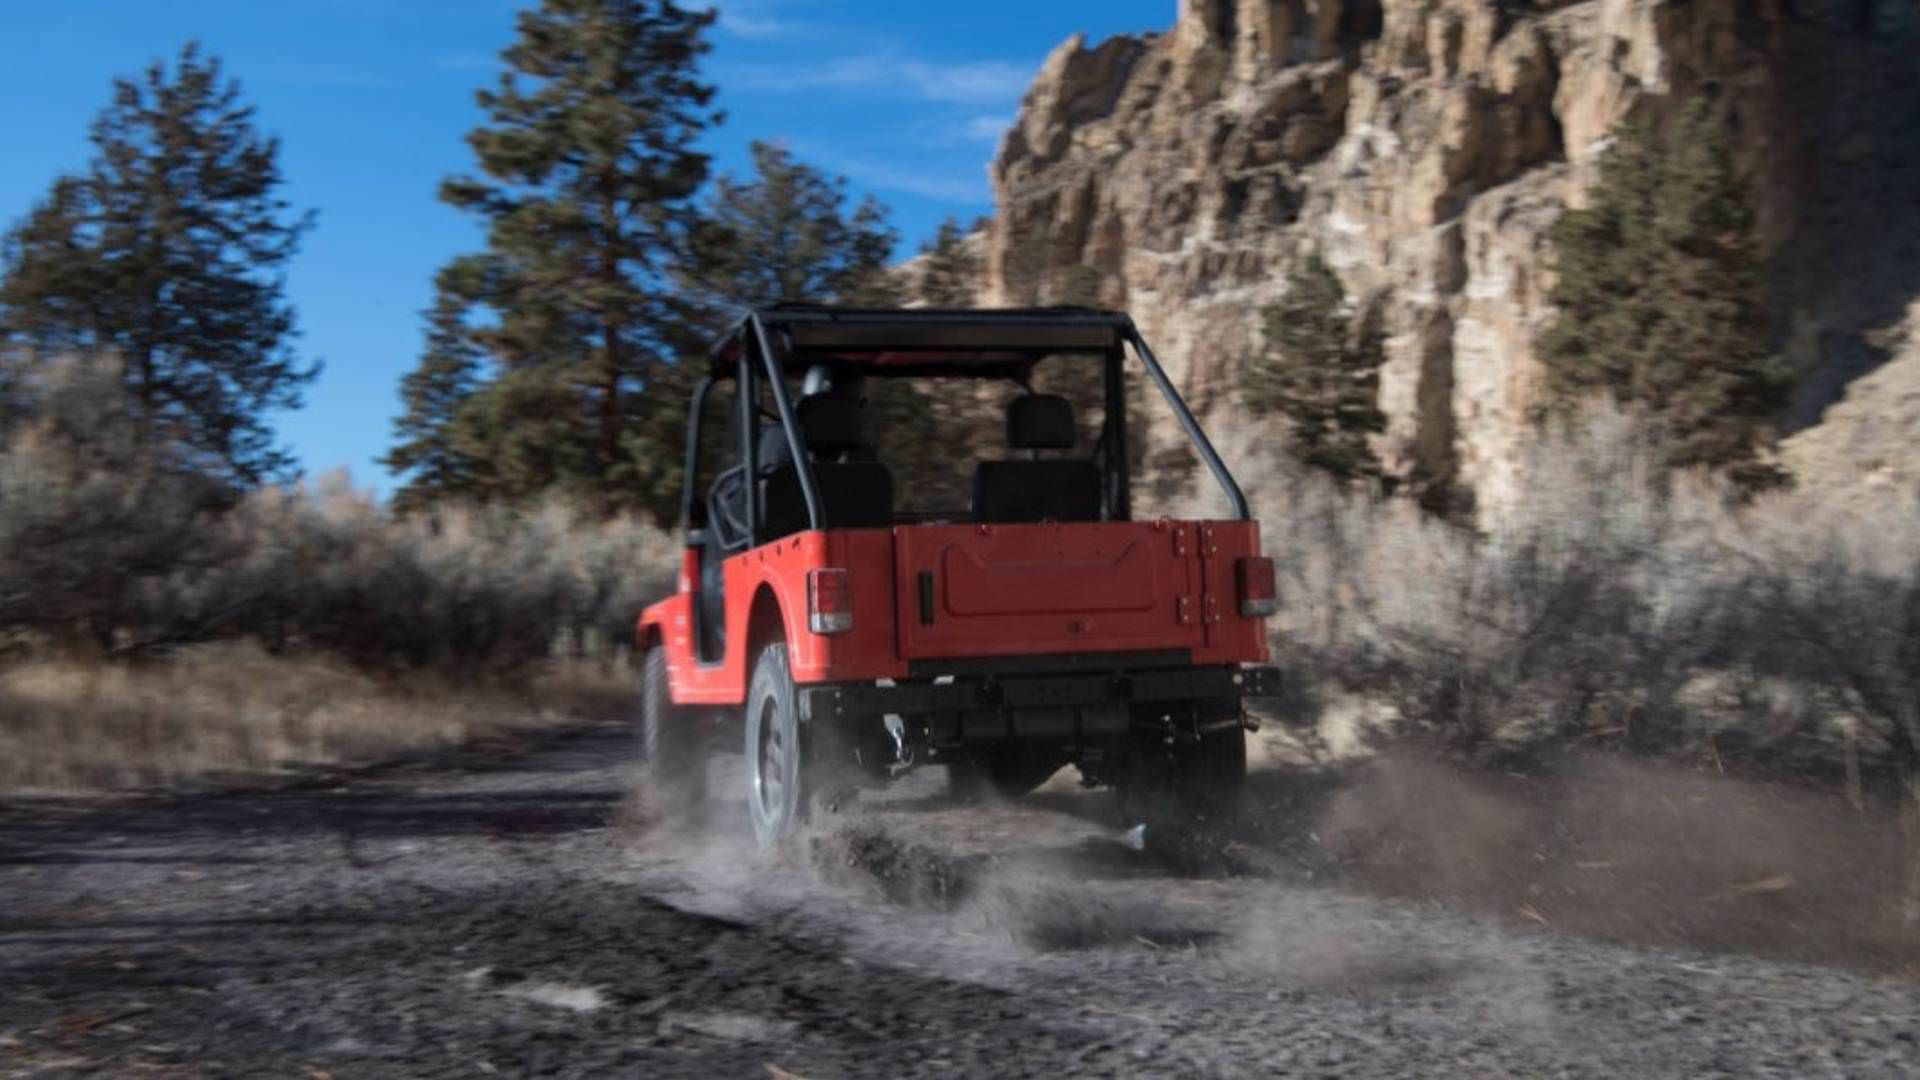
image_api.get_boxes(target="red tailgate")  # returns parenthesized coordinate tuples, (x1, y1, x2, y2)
(894, 522, 1205, 661)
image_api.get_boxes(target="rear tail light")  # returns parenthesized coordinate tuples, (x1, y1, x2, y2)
(807, 568, 852, 634)
(1236, 556, 1277, 618)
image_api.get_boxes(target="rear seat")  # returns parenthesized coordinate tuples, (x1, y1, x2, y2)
(972, 393, 1102, 524)
(760, 394, 894, 537)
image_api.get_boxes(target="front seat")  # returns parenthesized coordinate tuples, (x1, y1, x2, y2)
(759, 394, 895, 538)
(971, 393, 1103, 524)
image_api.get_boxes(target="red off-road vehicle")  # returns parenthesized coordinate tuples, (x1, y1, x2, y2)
(635, 306, 1280, 845)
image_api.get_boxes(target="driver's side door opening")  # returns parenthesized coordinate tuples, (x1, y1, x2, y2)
(682, 368, 751, 666)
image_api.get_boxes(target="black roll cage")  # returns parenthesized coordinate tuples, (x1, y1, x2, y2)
(680, 306, 1251, 546)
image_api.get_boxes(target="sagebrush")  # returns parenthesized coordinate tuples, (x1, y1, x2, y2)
(1185, 405, 1920, 789)
(0, 358, 677, 674)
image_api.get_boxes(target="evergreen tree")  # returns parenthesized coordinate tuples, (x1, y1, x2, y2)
(384, 282, 486, 512)
(1538, 99, 1790, 484)
(388, 0, 718, 520)
(670, 142, 955, 506)
(0, 44, 316, 485)
(1243, 255, 1387, 484)
(917, 217, 980, 307)
(677, 140, 899, 329)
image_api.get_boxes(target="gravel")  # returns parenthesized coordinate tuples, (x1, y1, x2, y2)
(2, 723, 1916, 1078)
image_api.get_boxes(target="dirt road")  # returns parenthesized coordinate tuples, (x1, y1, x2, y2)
(3, 723, 1916, 1077)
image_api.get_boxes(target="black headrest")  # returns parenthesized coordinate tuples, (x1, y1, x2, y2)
(797, 394, 867, 452)
(1007, 394, 1076, 450)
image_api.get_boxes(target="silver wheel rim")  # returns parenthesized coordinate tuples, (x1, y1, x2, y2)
(753, 696, 788, 830)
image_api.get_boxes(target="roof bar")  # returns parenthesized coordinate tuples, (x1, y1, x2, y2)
(1124, 323, 1251, 522)
(748, 313, 825, 533)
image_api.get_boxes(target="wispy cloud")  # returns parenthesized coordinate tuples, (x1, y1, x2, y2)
(709, 0, 809, 40)
(898, 60, 1033, 105)
(729, 53, 1035, 106)
(790, 144, 992, 204)
(900, 113, 1016, 151)
(717, 10, 800, 39)
(843, 159, 990, 204)
(961, 114, 1013, 142)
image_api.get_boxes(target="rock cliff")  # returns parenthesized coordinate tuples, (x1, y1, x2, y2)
(1781, 298, 1920, 507)
(986, 0, 1920, 514)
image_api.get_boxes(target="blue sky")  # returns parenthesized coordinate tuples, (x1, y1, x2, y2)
(0, 0, 1168, 492)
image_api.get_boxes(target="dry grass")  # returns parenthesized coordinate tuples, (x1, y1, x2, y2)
(0, 642, 633, 795)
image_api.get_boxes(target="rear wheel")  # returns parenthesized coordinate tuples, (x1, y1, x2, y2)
(744, 642, 804, 847)
(639, 646, 705, 824)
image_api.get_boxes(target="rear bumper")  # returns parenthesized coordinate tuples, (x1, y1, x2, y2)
(799, 664, 1281, 725)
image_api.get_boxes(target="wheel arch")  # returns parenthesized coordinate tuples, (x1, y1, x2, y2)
(635, 595, 676, 660)
(746, 583, 788, 658)
(636, 622, 665, 653)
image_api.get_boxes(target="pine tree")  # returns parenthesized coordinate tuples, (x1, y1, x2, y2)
(1538, 99, 1790, 484)
(671, 141, 958, 506)
(444, 365, 599, 505)
(1243, 255, 1387, 484)
(384, 279, 486, 512)
(0, 43, 316, 485)
(388, 0, 718, 520)
(917, 217, 980, 307)
(677, 141, 899, 328)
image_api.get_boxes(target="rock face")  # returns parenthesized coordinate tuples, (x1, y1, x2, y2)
(1781, 300, 1920, 508)
(986, 0, 1920, 515)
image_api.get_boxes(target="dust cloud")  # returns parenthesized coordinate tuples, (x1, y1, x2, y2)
(1307, 753, 1919, 973)
(618, 745, 1919, 991)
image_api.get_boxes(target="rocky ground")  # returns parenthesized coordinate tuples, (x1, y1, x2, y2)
(3, 722, 1917, 1078)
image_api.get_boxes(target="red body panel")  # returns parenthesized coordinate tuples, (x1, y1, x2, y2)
(636, 520, 1269, 707)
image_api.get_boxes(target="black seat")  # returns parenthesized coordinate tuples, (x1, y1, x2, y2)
(972, 394, 1102, 524)
(760, 394, 894, 537)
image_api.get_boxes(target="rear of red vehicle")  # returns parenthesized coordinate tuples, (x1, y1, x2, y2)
(640, 514, 1277, 833)
(794, 516, 1278, 801)
(633, 306, 1280, 846)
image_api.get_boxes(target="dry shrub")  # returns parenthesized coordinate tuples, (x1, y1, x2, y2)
(1187, 405, 1920, 790)
(138, 474, 679, 674)
(0, 359, 677, 674)
(0, 357, 231, 653)
(0, 642, 631, 793)
(0, 354, 668, 791)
